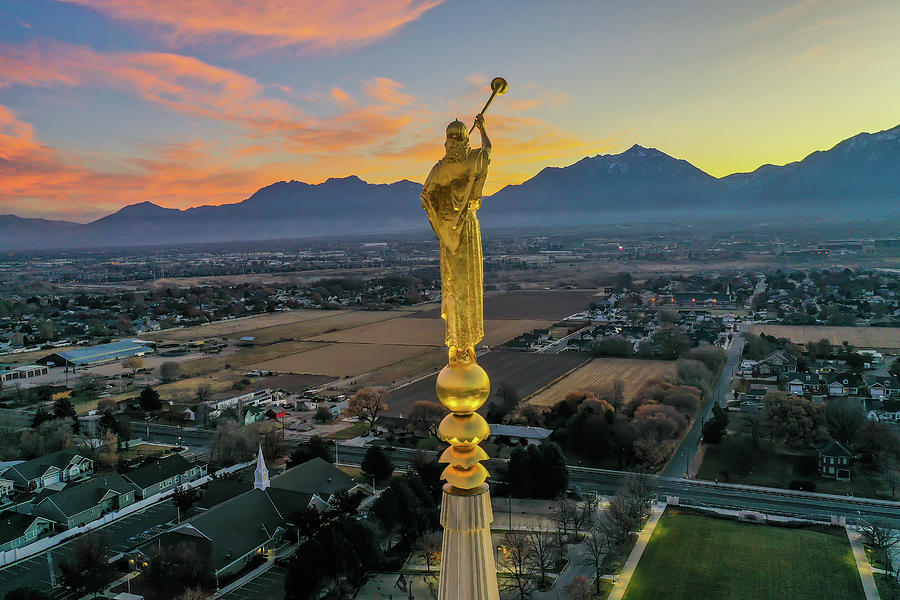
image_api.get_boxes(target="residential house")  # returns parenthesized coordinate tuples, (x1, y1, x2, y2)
(741, 387, 769, 412)
(864, 376, 900, 399)
(0, 512, 52, 551)
(488, 424, 553, 446)
(374, 415, 411, 436)
(0, 479, 13, 502)
(265, 408, 287, 421)
(123, 454, 207, 499)
(0, 449, 94, 492)
(242, 406, 266, 426)
(818, 440, 852, 481)
(825, 373, 863, 397)
(31, 472, 137, 528)
(752, 351, 797, 377)
(197, 389, 281, 423)
(785, 372, 821, 396)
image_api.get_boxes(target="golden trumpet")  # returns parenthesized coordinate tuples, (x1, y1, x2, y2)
(469, 76, 509, 134)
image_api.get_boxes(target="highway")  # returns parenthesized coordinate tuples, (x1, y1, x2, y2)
(334, 443, 900, 528)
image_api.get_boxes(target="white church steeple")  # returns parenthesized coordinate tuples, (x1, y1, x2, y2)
(254, 445, 270, 490)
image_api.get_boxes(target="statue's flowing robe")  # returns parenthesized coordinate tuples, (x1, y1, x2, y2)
(421, 147, 491, 350)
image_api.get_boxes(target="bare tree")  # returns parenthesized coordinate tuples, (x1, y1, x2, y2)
(582, 520, 611, 594)
(552, 496, 577, 543)
(416, 531, 442, 575)
(210, 422, 252, 467)
(121, 357, 145, 375)
(58, 532, 113, 597)
(497, 531, 536, 600)
(98, 431, 118, 470)
(860, 522, 900, 573)
(563, 575, 593, 600)
(408, 401, 447, 437)
(194, 384, 212, 404)
(345, 388, 388, 427)
(524, 525, 559, 589)
(878, 452, 900, 497)
(173, 587, 206, 600)
(160, 361, 181, 383)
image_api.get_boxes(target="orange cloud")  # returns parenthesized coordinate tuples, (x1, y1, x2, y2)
(60, 0, 444, 52)
(0, 105, 293, 220)
(363, 78, 415, 106)
(0, 41, 601, 217)
(0, 41, 428, 156)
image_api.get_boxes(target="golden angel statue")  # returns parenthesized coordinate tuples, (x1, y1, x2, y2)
(421, 113, 491, 366)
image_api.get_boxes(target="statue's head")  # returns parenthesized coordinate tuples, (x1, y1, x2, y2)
(444, 119, 469, 162)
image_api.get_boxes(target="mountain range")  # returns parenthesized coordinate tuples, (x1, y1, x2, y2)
(2, 124, 898, 250)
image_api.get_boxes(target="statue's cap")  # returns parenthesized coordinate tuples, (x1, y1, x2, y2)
(446, 119, 469, 141)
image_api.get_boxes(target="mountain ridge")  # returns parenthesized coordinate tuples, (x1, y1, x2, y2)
(2, 123, 898, 250)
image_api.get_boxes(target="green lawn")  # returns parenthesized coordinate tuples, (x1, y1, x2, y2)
(117, 443, 177, 461)
(325, 422, 370, 439)
(697, 433, 890, 499)
(621, 512, 864, 600)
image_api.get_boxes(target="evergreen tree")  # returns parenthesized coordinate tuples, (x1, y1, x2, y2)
(139, 386, 162, 411)
(361, 446, 393, 482)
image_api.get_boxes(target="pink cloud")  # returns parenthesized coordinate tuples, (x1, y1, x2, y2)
(363, 78, 415, 106)
(0, 41, 598, 215)
(0, 40, 426, 154)
(60, 0, 444, 52)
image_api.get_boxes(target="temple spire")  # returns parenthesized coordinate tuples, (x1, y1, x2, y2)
(254, 445, 269, 490)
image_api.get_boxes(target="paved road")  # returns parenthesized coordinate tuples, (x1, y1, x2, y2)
(336, 443, 900, 528)
(132, 422, 215, 458)
(661, 325, 746, 478)
(0, 501, 176, 599)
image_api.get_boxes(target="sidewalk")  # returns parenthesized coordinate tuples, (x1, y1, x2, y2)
(846, 528, 881, 600)
(533, 540, 593, 600)
(606, 502, 666, 600)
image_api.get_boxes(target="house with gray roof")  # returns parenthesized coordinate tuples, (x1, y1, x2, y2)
(0, 512, 52, 551)
(145, 454, 359, 578)
(0, 449, 93, 492)
(785, 372, 821, 396)
(143, 488, 285, 579)
(268, 457, 357, 500)
(196, 456, 357, 513)
(123, 454, 207, 499)
(31, 472, 136, 529)
(488, 424, 553, 445)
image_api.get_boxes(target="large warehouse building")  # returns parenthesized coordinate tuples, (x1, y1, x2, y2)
(37, 340, 154, 367)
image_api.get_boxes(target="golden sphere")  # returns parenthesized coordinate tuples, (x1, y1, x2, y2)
(442, 463, 489, 490)
(436, 362, 490, 413)
(438, 412, 490, 447)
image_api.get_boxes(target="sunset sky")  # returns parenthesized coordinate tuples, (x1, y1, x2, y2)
(1, 0, 899, 222)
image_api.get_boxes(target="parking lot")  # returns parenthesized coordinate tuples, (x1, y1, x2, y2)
(220, 565, 288, 600)
(0, 501, 177, 598)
